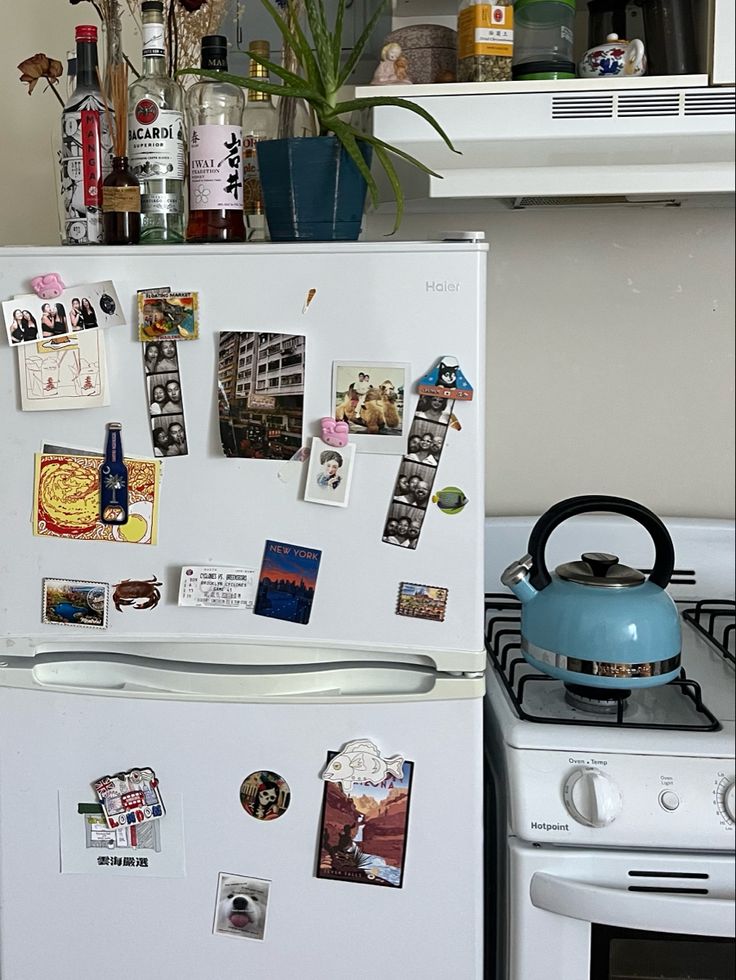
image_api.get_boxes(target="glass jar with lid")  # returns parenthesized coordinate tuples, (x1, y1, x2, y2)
(512, 0, 576, 80)
(457, 0, 514, 82)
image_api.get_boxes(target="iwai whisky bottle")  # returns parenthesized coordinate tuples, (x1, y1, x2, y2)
(128, 0, 186, 243)
(186, 36, 246, 243)
(242, 41, 278, 242)
(60, 25, 114, 244)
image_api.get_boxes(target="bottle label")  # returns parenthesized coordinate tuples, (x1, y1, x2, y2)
(61, 96, 114, 244)
(103, 185, 141, 213)
(189, 124, 244, 210)
(142, 21, 165, 58)
(142, 191, 180, 214)
(128, 105, 185, 180)
(243, 134, 264, 215)
(458, 4, 514, 59)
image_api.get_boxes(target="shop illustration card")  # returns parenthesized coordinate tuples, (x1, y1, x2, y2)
(253, 540, 321, 625)
(217, 331, 305, 461)
(138, 290, 199, 341)
(317, 745, 414, 888)
(17, 331, 109, 411)
(33, 453, 160, 545)
(4, 280, 125, 348)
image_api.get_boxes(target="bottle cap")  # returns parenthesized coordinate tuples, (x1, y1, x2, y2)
(249, 40, 270, 56)
(201, 35, 228, 70)
(75, 25, 98, 42)
(142, 0, 164, 11)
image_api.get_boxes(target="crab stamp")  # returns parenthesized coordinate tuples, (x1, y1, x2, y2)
(112, 575, 162, 612)
(42, 578, 109, 629)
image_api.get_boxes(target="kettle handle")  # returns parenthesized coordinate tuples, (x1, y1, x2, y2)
(527, 495, 675, 591)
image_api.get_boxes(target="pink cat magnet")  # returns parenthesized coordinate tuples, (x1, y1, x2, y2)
(92, 766, 165, 829)
(30, 273, 65, 300)
(320, 417, 349, 448)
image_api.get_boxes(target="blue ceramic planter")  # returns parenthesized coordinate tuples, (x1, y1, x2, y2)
(256, 136, 370, 242)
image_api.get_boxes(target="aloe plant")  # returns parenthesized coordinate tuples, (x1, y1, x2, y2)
(180, 0, 459, 232)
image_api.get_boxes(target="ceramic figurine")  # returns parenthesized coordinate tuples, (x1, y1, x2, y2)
(371, 42, 413, 85)
(579, 33, 647, 78)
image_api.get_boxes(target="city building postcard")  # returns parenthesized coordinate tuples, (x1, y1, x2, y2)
(317, 753, 414, 888)
(217, 331, 305, 461)
(253, 540, 321, 625)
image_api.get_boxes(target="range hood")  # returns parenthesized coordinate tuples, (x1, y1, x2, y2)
(357, 78, 735, 208)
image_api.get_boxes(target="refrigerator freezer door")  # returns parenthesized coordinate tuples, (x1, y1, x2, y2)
(0, 685, 484, 978)
(0, 243, 487, 666)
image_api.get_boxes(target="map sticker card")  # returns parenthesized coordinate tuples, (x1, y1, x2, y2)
(214, 873, 271, 941)
(138, 290, 199, 341)
(42, 578, 109, 629)
(33, 453, 160, 545)
(4, 280, 125, 348)
(17, 331, 109, 411)
(317, 748, 414, 888)
(253, 540, 321, 625)
(178, 566, 257, 609)
(92, 767, 165, 829)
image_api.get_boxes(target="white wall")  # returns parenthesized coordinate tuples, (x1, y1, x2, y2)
(1, 9, 733, 520)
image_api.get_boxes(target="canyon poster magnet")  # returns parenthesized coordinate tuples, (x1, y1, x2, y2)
(316, 753, 414, 888)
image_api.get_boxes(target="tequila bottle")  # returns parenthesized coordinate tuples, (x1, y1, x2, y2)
(128, 0, 186, 243)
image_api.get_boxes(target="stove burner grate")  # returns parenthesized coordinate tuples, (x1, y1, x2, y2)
(484, 592, 721, 730)
(683, 600, 736, 666)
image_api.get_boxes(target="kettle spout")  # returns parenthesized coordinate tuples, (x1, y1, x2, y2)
(501, 554, 538, 603)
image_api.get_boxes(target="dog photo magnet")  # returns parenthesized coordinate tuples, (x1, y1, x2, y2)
(213, 873, 270, 941)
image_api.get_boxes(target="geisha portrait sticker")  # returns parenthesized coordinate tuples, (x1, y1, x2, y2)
(304, 437, 356, 508)
(239, 771, 291, 821)
(317, 739, 413, 888)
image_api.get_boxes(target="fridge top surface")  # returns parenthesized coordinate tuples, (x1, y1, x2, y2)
(0, 240, 489, 256)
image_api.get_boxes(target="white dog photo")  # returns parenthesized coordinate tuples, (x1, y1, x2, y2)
(213, 873, 270, 941)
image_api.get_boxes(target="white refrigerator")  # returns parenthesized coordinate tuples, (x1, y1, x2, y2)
(0, 241, 486, 979)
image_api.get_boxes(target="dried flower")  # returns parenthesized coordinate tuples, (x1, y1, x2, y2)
(179, 0, 208, 10)
(18, 53, 64, 104)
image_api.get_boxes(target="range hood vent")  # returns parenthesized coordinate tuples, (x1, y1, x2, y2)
(364, 81, 735, 206)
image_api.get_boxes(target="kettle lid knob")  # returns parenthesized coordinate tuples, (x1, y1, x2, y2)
(581, 552, 619, 577)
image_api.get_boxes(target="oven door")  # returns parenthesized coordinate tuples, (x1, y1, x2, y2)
(507, 841, 736, 980)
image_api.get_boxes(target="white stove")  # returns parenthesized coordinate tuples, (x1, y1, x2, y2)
(483, 516, 735, 980)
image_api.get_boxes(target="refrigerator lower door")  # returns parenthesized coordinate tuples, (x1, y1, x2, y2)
(0, 681, 483, 978)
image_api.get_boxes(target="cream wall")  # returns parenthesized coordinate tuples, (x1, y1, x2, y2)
(1, 10, 734, 520)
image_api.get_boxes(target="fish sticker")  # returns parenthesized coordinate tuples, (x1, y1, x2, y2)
(320, 738, 404, 793)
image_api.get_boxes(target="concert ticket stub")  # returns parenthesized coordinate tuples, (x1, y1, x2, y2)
(177, 566, 257, 609)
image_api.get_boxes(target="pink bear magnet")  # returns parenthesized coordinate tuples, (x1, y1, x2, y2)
(31, 273, 65, 300)
(320, 418, 349, 448)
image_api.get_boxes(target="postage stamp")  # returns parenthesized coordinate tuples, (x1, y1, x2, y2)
(395, 582, 449, 623)
(42, 578, 109, 628)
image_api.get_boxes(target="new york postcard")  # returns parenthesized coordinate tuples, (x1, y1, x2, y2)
(316, 755, 414, 888)
(253, 540, 321, 625)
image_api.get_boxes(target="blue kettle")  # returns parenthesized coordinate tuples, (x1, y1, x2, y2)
(500, 495, 681, 689)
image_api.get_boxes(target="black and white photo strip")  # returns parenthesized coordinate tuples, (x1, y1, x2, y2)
(143, 340, 188, 457)
(383, 400, 452, 549)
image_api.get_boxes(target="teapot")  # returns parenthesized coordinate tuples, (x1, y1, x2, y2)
(579, 33, 647, 78)
(501, 495, 681, 689)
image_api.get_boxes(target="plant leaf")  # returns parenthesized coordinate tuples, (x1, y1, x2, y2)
(331, 96, 460, 154)
(260, 0, 322, 92)
(328, 117, 379, 210)
(302, 0, 336, 93)
(372, 143, 403, 235)
(337, 0, 388, 88)
(245, 51, 309, 89)
(332, 0, 346, 78)
(357, 130, 444, 179)
(177, 68, 327, 107)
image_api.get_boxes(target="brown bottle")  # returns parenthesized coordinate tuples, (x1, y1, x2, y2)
(103, 156, 141, 244)
(186, 36, 246, 243)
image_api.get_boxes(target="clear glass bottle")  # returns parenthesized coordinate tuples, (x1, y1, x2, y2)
(186, 35, 246, 243)
(60, 25, 114, 244)
(242, 41, 278, 242)
(103, 155, 141, 244)
(128, 0, 186, 243)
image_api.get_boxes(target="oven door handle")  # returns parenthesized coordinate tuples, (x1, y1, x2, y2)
(530, 872, 735, 938)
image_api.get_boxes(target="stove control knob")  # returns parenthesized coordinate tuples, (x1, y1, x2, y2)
(723, 782, 735, 824)
(563, 767, 623, 828)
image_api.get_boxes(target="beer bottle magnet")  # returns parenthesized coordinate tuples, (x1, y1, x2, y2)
(100, 422, 129, 524)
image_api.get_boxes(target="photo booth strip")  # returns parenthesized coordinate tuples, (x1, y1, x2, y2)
(143, 340, 189, 458)
(382, 356, 473, 551)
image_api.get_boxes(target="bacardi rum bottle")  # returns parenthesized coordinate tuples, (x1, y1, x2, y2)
(242, 41, 278, 241)
(60, 25, 114, 244)
(186, 36, 246, 243)
(128, 0, 186, 243)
